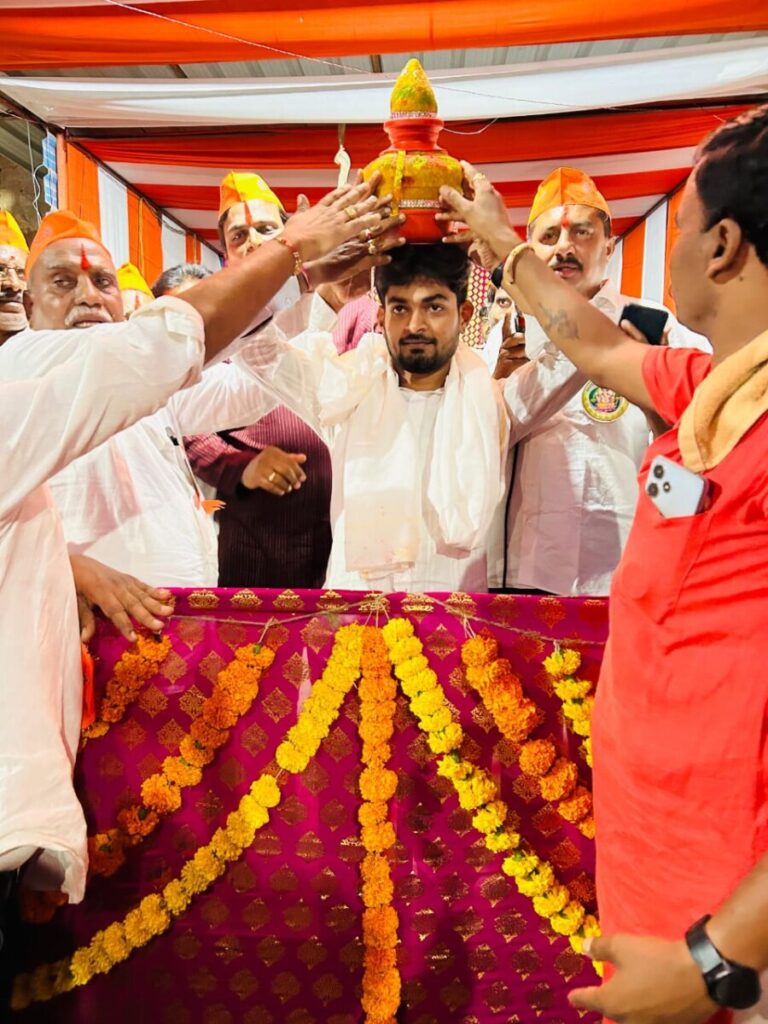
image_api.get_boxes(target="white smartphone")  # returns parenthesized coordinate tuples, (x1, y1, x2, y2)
(645, 455, 710, 518)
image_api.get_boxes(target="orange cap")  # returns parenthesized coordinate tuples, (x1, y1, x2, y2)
(116, 261, 152, 296)
(27, 210, 108, 273)
(0, 210, 29, 254)
(528, 167, 611, 226)
(218, 171, 284, 219)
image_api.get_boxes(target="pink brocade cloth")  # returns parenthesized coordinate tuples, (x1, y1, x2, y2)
(16, 590, 608, 1024)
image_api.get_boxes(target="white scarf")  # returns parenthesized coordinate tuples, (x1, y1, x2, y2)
(314, 333, 509, 579)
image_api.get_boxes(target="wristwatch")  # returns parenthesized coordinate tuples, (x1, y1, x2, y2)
(685, 915, 761, 1010)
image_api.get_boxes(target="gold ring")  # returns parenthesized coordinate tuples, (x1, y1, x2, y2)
(268, 471, 277, 483)
(367, 240, 378, 256)
(362, 227, 374, 241)
(344, 205, 359, 220)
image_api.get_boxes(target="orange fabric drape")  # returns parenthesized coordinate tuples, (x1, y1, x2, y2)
(664, 188, 685, 315)
(127, 192, 163, 286)
(621, 221, 646, 299)
(82, 105, 748, 171)
(0, 2, 765, 70)
(185, 234, 201, 264)
(64, 143, 100, 233)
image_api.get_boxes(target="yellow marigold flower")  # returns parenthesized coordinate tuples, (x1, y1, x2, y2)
(569, 932, 585, 954)
(554, 678, 592, 701)
(544, 648, 581, 679)
(436, 755, 472, 781)
(426, 723, 464, 754)
(539, 758, 578, 802)
(399, 669, 438, 697)
(388, 637, 423, 664)
(139, 894, 170, 937)
(550, 901, 586, 936)
(123, 908, 152, 948)
(410, 688, 445, 718)
(472, 801, 507, 835)
(503, 851, 541, 883)
(456, 771, 497, 811)
(250, 775, 280, 808)
(533, 884, 570, 918)
(394, 654, 430, 681)
(70, 948, 98, 987)
(276, 741, 311, 774)
(517, 863, 555, 898)
(10, 975, 32, 1011)
(461, 634, 498, 667)
(209, 828, 242, 862)
(419, 706, 453, 733)
(485, 831, 517, 853)
(518, 739, 554, 778)
(179, 861, 209, 896)
(101, 923, 130, 964)
(225, 810, 258, 848)
(582, 737, 593, 766)
(163, 879, 191, 916)
(381, 618, 414, 645)
(191, 845, 225, 881)
(572, 717, 592, 737)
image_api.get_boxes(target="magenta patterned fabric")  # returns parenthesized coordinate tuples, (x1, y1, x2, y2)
(16, 589, 609, 1024)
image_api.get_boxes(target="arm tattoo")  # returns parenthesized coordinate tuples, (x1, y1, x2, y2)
(538, 302, 580, 342)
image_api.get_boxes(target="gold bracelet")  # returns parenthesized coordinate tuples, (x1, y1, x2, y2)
(504, 242, 534, 286)
(273, 235, 304, 277)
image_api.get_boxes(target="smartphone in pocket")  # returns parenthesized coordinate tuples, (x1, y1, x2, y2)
(645, 455, 710, 517)
(620, 303, 670, 346)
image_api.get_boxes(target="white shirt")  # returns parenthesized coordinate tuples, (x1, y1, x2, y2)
(236, 316, 583, 593)
(489, 281, 711, 595)
(0, 298, 205, 899)
(4, 282, 322, 588)
(481, 319, 504, 373)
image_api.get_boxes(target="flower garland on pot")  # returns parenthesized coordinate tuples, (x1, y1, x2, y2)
(81, 634, 172, 743)
(12, 624, 365, 1010)
(461, 635, 594, 840)
(382, 618, 600, 960)
(88, 642, 275, 882)
(358, 625, 401, 1024)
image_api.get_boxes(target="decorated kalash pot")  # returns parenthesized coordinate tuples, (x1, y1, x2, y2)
(362, 58, 464, 243)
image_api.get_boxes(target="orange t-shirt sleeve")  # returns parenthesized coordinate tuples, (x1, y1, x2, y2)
(641, 345, 712, 425)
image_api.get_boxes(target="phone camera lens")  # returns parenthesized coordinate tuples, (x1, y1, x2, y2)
(653, 465, 664, 479)
(663, 482, 671, 492)
(647, 482, 658, 497)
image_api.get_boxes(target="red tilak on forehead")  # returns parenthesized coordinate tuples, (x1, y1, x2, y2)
(80, 245, 91, 271)
(561, 210, 572, 230)
(244, 201, 254, 227)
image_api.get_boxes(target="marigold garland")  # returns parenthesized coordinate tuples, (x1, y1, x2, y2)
(462, 635, 595, 839)
(81, 634, 172, 743)
(12, 624, 365, 1010)
(358, 626, 401, 1024)
(384, 618, 600, 968)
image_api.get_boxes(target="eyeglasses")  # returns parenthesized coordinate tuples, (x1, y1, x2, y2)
(0, 263, 25, 283)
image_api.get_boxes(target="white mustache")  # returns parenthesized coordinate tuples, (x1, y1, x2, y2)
(64, 305, 113, 328)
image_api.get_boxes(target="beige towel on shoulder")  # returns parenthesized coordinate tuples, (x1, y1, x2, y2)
(678, 330, 768, 472)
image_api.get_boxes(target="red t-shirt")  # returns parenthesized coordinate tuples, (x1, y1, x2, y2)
(594, 346, 768, 1021)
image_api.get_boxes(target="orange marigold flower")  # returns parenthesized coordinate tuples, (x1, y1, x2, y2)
(358, 802, 388, 829)
(361, 821, 396, 853)
(539, 758, 578, 802)
(577, 815, 596, 839)
(116, 805, 159, 841)
(359, 675, 397, 703)
(199, 690, 241, 730)
(362, 869, 394, 908)
(359, 718, 395, 746)
(88, 830, 127, 877)
(140, 775, 182, 815)
(188, 719, 230, 750)
(519, 739, 556, 777)
(496, 700, 542, 743)
(362, 906, 399, 946)
(161, 757, 203, 789)
(179, 736, 215, 768)
(363, 946, 397, 972)
(360, 767, 398, 803)
(461, 634, 498, 667)
(558, 785, 592, 823)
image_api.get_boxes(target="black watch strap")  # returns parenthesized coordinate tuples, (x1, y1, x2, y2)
(686, 915, 761, 1011)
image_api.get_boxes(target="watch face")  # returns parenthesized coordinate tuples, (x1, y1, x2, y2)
(716, 971, 762, 1011)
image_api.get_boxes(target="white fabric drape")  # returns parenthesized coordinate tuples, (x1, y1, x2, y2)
(96, 166, 129, 266)
(161, 214, 186, 271)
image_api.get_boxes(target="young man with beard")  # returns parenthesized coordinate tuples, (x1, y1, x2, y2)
(235, 242, 584, 592)
(439, 104, 768, 1024)
(0, 188, 380, 921)
(0, 211, 29, 346)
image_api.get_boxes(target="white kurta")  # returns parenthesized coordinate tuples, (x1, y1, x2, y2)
(236, 317, 583, 593)
(0, 298, 205, 899)
(489, 281, 712, 595)
(3, 282, 323, 588)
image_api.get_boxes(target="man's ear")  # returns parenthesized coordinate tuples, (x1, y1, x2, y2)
(707, 218, 745, 280)
(605, 235, 617, 259)
(460, 299, 474, 326)
(376, 304, 385, 327)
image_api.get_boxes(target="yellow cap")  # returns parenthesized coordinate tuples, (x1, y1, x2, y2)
(390, 58, 438, 117)
(218, 171, 284, 219)
(116, 261, 152, 296)
(27, 210, 107, 273)
(528, 167, 611, 226)
(0, 210, 29, 253)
